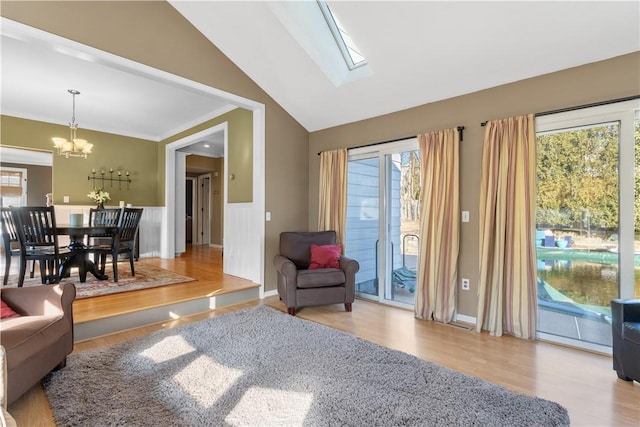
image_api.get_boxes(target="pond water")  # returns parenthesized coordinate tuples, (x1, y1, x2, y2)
(537, 259, 640, 311)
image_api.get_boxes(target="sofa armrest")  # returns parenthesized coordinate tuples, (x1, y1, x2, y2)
(1, 283, 76, 317)
(612, 299, 640, 328)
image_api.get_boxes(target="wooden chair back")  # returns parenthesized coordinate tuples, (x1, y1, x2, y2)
(115, 208, 143, 245)
(12, 206, 61, 250)
(88, 208, 122, 238)
(0, 207, 19, 252)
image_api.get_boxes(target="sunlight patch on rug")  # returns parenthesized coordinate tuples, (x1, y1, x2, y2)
(140, 335, 196, 364)
(174, 355, 243, 408)
(226, 387, 313, 426)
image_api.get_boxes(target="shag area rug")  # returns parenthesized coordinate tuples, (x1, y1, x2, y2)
(4, 262, 194, 299)
(44, 305, 570, 426)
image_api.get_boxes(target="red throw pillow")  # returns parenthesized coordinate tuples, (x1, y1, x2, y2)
(309, 244, 342, 270)
(1, 299, 20, 319)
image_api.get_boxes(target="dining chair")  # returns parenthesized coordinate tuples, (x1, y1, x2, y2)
(87, 208, 122, 256)
(88, 207, 143, 282)
(12, 206, 72, 286)
(1, 207, 35, 286)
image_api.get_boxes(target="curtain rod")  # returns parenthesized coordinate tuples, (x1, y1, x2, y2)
(480, 95, 640, 126)
(317, 126, 465, 155)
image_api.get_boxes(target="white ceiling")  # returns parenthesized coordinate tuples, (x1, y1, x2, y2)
(171, 1, 640, 132)
(1, 1, 638, 149)
(0, 19, 230, 157)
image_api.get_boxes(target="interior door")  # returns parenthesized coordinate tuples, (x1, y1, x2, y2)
(197, 174, 211, 245)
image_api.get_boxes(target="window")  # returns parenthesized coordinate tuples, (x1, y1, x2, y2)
(535, 99, 639, 353)
(0, 167, 27, 207)
(317, 1, 367, 70)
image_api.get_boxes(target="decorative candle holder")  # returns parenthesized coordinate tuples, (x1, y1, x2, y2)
(88, 168, 132, 190)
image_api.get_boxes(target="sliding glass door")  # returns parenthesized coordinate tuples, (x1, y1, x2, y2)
(535, 100, 639, 352)
(344, 139, 420, 307)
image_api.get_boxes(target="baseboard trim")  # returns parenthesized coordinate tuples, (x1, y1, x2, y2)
(454, 313, 477, 326)
(262, 289, 278, 299)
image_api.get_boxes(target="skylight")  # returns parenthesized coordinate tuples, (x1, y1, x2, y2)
(317, 1, 367, 70)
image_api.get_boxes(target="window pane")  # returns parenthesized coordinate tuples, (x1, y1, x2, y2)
(536, 122, 619, 347)
(345, 157, 379, 296)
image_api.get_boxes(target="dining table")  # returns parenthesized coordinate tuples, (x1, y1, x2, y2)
(56, 224, 116, 282)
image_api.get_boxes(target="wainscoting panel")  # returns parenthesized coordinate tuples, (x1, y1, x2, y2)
(224, 203, 260, 283)
(54, 205, 162, 258)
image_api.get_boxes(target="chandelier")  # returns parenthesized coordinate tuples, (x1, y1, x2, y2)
(52, 89, 93, 159)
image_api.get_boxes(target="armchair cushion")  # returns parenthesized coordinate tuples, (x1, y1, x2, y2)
(309, 244, 341, 269)
(280, 231, 338, 269)
(298, 269, 346, 288)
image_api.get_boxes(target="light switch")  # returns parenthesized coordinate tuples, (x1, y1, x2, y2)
(265, 212, 271, 221)
(462, 211, 470, 222)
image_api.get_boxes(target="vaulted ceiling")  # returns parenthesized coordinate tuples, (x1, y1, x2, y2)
(1, 1, 638, 146)
(171, 1, 640, 131)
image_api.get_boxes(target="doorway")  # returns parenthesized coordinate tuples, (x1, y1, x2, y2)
(197, 174, 211, 245)
(186, 177, 196, 244)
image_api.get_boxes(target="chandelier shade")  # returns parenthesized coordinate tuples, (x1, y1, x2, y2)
(52, 89, 93, 159)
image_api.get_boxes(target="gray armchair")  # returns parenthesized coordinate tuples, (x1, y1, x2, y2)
(273, 231, 359, 316)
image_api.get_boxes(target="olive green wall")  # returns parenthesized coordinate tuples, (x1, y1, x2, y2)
(309, 52, 640, 318)
(163, 108, 253, 204)
(2, 1, 309, 291)
(0, 116, 159, 206)
(0, 161, 52, 206)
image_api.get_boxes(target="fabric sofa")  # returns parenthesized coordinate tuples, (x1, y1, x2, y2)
(611, 299, 640, 382)
(0, 282, 76, 405)
(273, 231, 359, 315)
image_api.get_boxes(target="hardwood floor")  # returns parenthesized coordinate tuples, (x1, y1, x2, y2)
(6, 245, 640, 426)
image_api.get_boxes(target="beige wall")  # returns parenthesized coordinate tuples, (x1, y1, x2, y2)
(0, 161, 52, 206)
(2, 1, 310, 291)
(309, 52, 640, 318)
(0, 116, 159, 206)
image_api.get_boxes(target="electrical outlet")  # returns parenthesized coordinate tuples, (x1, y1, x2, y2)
(461, 278, 470, 291)
(63, 196, 69, 203)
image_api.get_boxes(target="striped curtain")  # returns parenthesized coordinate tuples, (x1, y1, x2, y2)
(414, 128, 460, 323)
(477, 114, 537, 339)
(318, 149, 348, 247)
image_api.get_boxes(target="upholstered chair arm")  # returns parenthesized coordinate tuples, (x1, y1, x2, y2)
(340, 256, 360, 302)
(274, 255, 297, 278)
(1, 282, 76, 317)
(339, 256, 359, 276)
(611, 299, 640, 327)
(274, 254, 299, 307)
